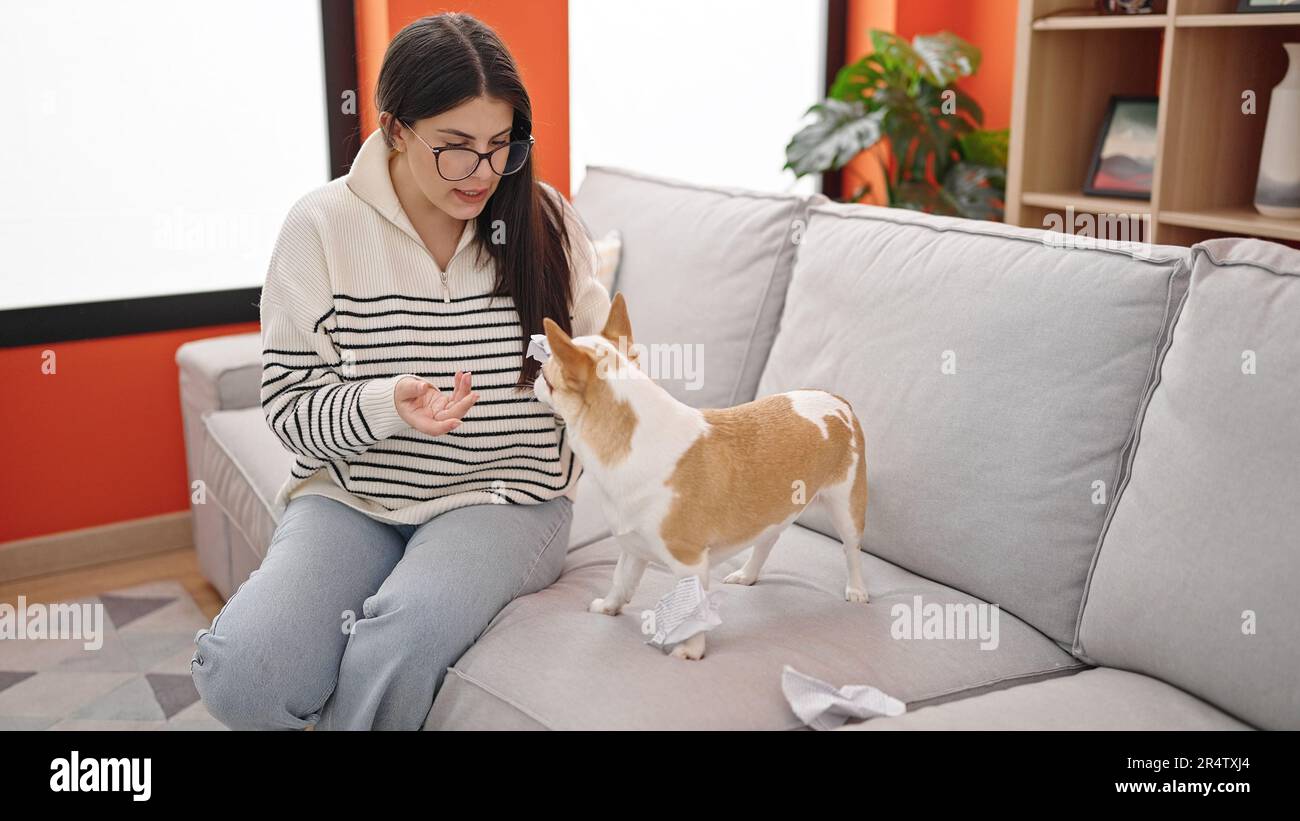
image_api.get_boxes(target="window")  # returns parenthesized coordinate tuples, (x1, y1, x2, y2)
(568, 0, 828, 196)
(0, 0, 331, 314)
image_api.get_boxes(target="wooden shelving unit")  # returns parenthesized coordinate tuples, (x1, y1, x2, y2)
(1031, 13, 1170, 29)
(1020, 189, 1155, 214)
(1006, 0, 1300, 247)
(1160, 207, 1300, 241)
(1175, 11, 1300, 26)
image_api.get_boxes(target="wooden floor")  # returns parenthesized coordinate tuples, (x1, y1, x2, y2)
(0, 547, 224, 621)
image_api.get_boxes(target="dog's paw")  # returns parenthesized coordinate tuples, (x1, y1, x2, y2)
(588, 597, 623, 615)
(845, 586, 869, 603)
(722, 569, 757, 586)
(669, 643, 705, 660)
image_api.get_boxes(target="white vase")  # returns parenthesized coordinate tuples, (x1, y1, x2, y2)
(1254, 43, 1300, 219)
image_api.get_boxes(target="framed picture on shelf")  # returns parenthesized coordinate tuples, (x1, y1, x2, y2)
(1084, 96, 1158, 201)
(1236, 0, 1299, 13)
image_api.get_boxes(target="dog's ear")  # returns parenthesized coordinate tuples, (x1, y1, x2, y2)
(600, 292, 636, 362)
(543, 317, 595, 388)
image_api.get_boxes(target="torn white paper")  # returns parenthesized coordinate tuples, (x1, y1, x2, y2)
(645, 575, 722, 651)
(780, 664, 906, 730)
(526, 333, 551, 365)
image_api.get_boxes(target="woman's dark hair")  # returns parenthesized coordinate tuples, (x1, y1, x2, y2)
(374, 12, 575, 393)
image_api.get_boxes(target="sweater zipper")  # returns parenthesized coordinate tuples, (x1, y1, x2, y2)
(404, 220, 464, 302)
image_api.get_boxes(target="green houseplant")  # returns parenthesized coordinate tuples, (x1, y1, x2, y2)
(786, 29, 1010, 221)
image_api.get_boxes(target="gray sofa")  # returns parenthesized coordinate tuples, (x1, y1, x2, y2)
(176, 165, 1299, 731)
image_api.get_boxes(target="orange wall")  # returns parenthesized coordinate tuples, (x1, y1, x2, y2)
(2, 2, 571, 544)
(844, 0, 1018, 204)
(0, 324, 257, 542)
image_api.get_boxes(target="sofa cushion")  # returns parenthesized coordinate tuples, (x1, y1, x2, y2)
(840, 667, 1251, 730)
(201, 407, 294, 561)
(572, 165, 826, 408)
(756, 203, 1190, 645)
(425, 523, 1082, 730)
(1076, 238, 1300, 730)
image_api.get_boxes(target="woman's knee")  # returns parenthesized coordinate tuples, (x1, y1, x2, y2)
(191, 625, 328, 731)
(356, 581, 480, 671)
(191, 495, 397, 729)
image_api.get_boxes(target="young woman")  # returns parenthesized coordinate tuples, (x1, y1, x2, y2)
(191, 12, 610, 730)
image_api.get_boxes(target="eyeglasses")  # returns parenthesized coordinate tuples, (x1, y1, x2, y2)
(399, 119, 535, 181)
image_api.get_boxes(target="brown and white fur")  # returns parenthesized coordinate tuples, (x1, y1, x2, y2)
(533, 293, 868, 660)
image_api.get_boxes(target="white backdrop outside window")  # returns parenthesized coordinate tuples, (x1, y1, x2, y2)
(0, 0, 330, 311)
(569, 0, 827, 197)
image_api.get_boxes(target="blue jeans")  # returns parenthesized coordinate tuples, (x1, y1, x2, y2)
(190, 492, 573, 730)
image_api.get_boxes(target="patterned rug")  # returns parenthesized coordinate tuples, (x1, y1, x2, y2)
(0, 580, 225, 730)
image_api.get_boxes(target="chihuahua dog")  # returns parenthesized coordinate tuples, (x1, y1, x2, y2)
(533, 293, 868, 659)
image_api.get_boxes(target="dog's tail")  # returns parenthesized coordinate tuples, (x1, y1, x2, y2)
(824, 391, 868, 542)
(848, 409, 868, 540)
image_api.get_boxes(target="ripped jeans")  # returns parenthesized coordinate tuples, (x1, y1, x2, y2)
(190, 492, 573, 730)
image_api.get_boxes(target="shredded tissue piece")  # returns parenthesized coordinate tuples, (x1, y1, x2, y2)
(781, 665, 907, 730)
(526, 333, 551, 364)
(645, 575, 723, 652)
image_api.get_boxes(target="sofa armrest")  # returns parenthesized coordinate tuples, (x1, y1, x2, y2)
(176, 331, 262, 599)
(176, 332, 262, 414)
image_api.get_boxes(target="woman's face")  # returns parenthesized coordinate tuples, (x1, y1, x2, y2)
(390, 95, 516, 218)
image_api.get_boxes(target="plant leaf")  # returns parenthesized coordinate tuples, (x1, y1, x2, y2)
(889, 83, 972, 182)
(958, 128, 1010, 169)
(911, 32, 981, 86)
(784, 99, 885, 177)
(893, 180, 959, 216)
(942, 162, 1005, 221)
(951, 88, 985, 128)
(829, 54, 886, 102)
(870, 29, 924, 80)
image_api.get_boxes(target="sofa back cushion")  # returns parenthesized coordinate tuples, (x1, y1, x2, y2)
(572, 165, 825, 407)
(757, 203, 1190, 645)
(1076, 238, 1300, 729)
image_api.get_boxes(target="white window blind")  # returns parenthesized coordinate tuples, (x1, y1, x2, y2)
(0, 0, 330, 310)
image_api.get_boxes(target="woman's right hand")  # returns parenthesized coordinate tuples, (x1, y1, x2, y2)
(394, 370, 479, 437)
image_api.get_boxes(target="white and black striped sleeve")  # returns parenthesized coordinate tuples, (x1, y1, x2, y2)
(258, 200, 415, 460)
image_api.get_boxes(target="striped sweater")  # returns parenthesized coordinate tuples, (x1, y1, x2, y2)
(259, 127, 611, 525)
